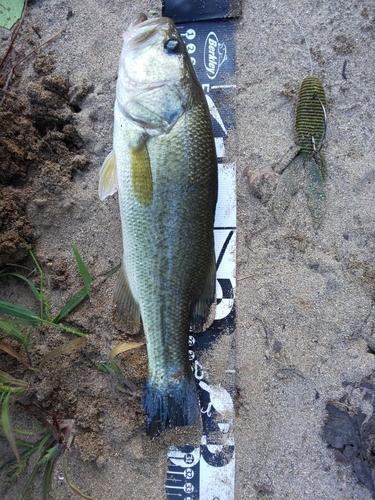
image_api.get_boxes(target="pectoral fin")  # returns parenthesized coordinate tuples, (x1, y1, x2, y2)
(130, 142, 153, 206)
(190, 248, 216, 332)
(114, 263, 141, 333)
(99, 151, 118, 200)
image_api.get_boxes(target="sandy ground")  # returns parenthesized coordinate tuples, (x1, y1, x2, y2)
(1, 0, 375, 499)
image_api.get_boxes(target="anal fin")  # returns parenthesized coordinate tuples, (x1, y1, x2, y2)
(114, 263, 141, 333)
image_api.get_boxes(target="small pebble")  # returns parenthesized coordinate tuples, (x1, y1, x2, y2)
(96, 455, 106, 468)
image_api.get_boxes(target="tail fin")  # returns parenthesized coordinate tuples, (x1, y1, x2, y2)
(143, 376, 200, 436)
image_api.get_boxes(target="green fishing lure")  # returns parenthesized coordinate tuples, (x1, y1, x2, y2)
(272, 76, 328, 227)
(296, 76, 326, 155)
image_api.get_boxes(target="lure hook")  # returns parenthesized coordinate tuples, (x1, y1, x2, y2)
(316, 94, 327, 151)
(311, 135, 317, 153)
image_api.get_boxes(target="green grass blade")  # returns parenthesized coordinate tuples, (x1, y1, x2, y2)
(52, 243, 93, 324)
(0, 440, 38, 472)
(29, 250, 42, 279)
(14, 439, 37, 446)
(109, 361, 121, 375)
(53, 257, 120, 325)
(1, 315, 85, 337)
(52, 287, 89, 324)
(63, 453, 97, 499)
(73, 243, 92, 292)
(42, 444, 62, 500)
(17, 459, 43, 500)
(0, 301, 41, 325)
(29, 251, 44, 320)
(16, 441, 35, 449)
(104, 262, 121, 279)
(14, 435, 55, 499)
(43, 460, 53, 500)
(1, 391, 20, 463)
(0, 371, 28, 392)
(0, 437, 34, 447)
(0, 318, 27, 343)
(36, 433, 53, 455)
(39, 337, 87, 367)
(10, 273, 41, 302)
(39, 318, 86, 337)
(96, 363, 110, 373)
(13, 429, 40, 436)
(20, 442, 41, 456)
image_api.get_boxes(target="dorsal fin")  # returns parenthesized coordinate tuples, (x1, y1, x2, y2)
(114, 263, 141, 333)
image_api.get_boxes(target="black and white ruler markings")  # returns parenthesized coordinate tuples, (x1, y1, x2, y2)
(166, 22, 236, 500)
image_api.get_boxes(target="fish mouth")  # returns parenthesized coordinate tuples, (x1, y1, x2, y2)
(124, 13, 172, 48)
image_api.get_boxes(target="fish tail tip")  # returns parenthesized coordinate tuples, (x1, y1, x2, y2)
(143, 378, 199, 436)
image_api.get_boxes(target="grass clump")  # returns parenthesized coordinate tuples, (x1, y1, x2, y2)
(0, 244, 142, 498)
(0, 244, 96, 498)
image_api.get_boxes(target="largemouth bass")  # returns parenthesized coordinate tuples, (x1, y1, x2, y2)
(99, 14, 217, 435)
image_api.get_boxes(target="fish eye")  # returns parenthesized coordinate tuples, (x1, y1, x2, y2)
(164, 39, 180, 54)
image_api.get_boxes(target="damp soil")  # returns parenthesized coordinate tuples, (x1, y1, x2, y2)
(0, 51, 90, 267)
(1, 0, 375, 499)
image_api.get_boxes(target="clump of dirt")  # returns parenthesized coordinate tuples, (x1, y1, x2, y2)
(0, 187, 34, 265)
(332, 33, 356, 54)
(0, 52, 92, 267)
